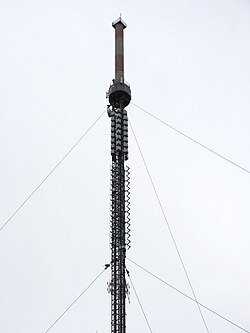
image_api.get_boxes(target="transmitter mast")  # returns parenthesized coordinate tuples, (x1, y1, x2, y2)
(107, 17, 131, 333)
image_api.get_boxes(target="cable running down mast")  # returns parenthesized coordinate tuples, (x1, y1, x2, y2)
(107, 16, 131, 333)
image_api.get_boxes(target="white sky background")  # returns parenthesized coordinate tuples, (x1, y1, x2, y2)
(0, 0, 250, 332)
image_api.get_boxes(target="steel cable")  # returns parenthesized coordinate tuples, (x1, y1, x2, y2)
(0, 110, 106, 232)
(126, 269, 153, 333)
(128, 258, 250, 333)
(132, 102, 249, 174)
(44, 267, 107, 333)
(129, 120, 210, 333)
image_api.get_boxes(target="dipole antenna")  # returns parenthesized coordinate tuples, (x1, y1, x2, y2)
(107, 16, 131, 333)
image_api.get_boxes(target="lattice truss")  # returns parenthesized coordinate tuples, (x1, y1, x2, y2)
(108, 106, 131, 333)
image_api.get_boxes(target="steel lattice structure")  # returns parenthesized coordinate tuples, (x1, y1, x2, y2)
(107, 17, 131, 333)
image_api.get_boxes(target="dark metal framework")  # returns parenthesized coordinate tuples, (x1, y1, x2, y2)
(108, 104, 130, 333)
(107, 16, 131, 333)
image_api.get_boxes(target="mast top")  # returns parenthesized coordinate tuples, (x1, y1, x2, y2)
(112, 16, 127, 29)
(108, 16, 131, 108)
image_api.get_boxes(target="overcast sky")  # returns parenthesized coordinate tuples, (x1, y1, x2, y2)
(0, 0, 250, 332)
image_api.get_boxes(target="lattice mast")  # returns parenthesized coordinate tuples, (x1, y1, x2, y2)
(107, 17, 131, 333)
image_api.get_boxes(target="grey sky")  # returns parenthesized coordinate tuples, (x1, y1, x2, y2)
(0, 0, 250, 332)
